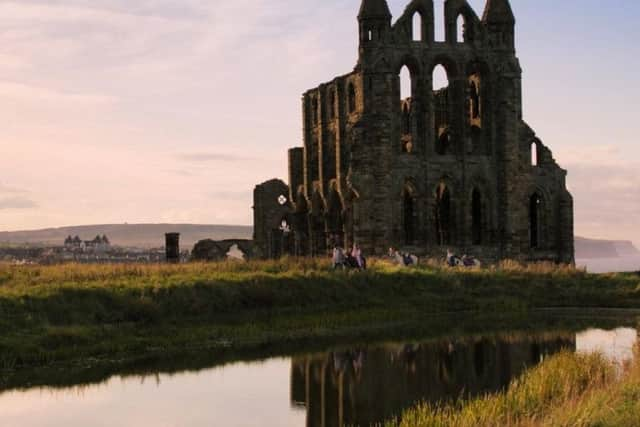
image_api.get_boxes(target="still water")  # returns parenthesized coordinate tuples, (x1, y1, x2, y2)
(0, 322, 637, 427)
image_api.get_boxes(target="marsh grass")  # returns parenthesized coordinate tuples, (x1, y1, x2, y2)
(0, 259, 639, 372)
(387, 346, 640, 427)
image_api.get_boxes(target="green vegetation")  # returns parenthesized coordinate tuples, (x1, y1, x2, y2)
(0, 259, 639, 383)
(387, 347, 640, 427)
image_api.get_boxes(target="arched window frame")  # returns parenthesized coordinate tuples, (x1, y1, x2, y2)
(450, 6, 477, 44)
(311, 96, 319, 126)
(432, 62, 452, 155)
(327, 187, 345, 247)
(402, 182, 418, 245)
(347, 83, 357, 114)
(434, 1, 445, 42)
(456, 14, 465, 43)
(328, 89, 336, 120)
(467, 69, 483, 154)
(412, 12, 423, 41)
(471, 188, 483, 245)
(398, 60, 420, 154)
(531, 141, 539, 167)
(435, 181, 453, 246)
(529, 192, 544, 249)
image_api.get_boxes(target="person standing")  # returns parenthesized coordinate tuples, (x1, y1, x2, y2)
(352, 244, 365, 270)
(333, 246, 346, 270)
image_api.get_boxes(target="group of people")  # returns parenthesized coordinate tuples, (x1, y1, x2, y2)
(332, 244, 367, 270)
(446, 250, 482, 267)
(331, 245, 481, 270)
(388, 248, 419, 267)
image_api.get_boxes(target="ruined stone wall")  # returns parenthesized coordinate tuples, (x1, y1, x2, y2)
(253, 179, 291, 258)
(253, 0, 574, 263)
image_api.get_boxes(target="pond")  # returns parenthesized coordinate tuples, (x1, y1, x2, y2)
(0, 316, 637, 427)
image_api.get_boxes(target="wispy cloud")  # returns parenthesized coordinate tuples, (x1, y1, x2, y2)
(176, 153, 254, 163)
(0, 81, 117, 106)
(207, 190, 251, 201)
(558, 145, 640, 244)
(0, 196, 38, 210)
(0, 182, 27, 194)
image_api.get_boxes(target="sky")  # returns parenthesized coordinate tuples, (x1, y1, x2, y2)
(0, 0, 639, 245)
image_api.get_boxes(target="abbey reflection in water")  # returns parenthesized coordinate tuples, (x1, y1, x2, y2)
(290, 334, 576, 427)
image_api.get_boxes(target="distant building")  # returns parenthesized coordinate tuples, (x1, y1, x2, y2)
(64, 235, 82, 249)
(65, 234, 111, 253)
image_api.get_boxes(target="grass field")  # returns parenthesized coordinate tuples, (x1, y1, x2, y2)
(0, 258, 639, 376)
(387, 347, 640, 427)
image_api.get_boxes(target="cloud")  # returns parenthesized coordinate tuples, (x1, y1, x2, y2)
(0, 182, 27, 194)
(0, 196, 38, 210)
(207, 190, 252, 201)
(559, 145, 640, 244)
(176, 153, 254, 163)
(0, 81, 117, 106)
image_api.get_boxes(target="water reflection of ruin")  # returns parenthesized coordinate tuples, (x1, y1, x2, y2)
(290, 334, 575, 427)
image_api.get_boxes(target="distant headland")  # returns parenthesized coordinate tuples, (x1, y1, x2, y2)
(0, 224, 637, 260)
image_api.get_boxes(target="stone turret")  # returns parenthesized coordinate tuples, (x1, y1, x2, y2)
(358, 0, 392, 46)
(482, 0, 515, 23)
(482, 0, 515, 51)
(358, 0, 392, 20)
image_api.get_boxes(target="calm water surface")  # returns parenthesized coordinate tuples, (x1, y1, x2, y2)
(577, 256, 640, 273)
(0, 324, 637, 427)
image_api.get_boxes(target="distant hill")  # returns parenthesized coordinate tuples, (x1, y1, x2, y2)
(1, 225, 637, 258)
(575, 237, 640, 259)
(0, 224, 253, 249)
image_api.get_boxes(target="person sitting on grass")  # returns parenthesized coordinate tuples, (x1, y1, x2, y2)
(447, 249, 459, 267)
(388, 247, 418, 267)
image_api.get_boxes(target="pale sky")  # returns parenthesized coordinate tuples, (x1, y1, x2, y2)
(0, 0, 639, 245)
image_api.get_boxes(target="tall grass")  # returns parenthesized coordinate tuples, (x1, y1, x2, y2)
(0, 259, 638, 371)
(388, 347, 640, 427)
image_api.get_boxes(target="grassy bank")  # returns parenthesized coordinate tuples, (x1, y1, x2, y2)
(388, 347, 640, 427)
(0, 259, 639, 375)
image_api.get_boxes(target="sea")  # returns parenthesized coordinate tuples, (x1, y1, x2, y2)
(577, 256, 640, 274)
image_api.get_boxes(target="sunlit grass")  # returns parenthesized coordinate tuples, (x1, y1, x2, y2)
(387, 347, 640, 427)
(0, 258, 638, 372)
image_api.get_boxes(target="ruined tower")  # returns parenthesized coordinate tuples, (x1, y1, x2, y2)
(254, 0, 574, 263)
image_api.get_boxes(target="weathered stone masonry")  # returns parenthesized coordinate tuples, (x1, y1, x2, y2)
(254, 0, 574, 263)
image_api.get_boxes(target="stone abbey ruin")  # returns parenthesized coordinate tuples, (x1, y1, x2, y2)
(254, 0, 574, 263)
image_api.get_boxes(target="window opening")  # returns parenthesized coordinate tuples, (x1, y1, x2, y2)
(312, 97, 319, 125)
(472, 189, 482, 245)
(456, 15, 465, 43)
(529, 193, 542, 248)
(400, 65, 412, 101)
(328, 90, 336, 120)
(404, 189, 415, 244)
(348, 84, 356, 113)
(412, 12, 422, 41)
(436, 183, 451, 245)
(433, 64, 449, 91)
(434, 1, 445, 41)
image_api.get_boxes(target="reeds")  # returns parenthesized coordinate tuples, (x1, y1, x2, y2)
(387, 348, 640, 427)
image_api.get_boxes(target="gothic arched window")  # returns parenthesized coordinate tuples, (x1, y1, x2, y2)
(348, 83, 356, 113)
